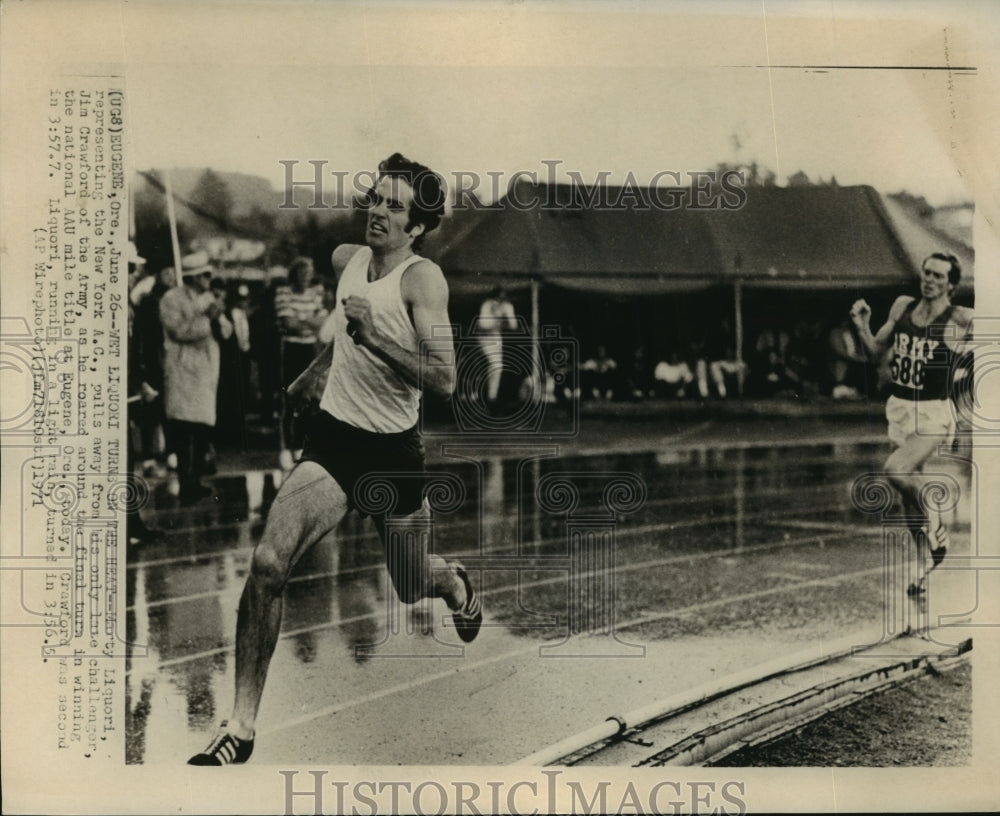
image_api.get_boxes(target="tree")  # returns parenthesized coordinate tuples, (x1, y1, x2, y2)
(189, 168, 233, 234)
(713, 160, 778, 187)
(237, 204, 277, 239)
(454, 186, 485, 210)
(786, 170, 812, 187)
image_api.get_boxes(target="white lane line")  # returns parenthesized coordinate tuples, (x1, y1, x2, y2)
(127, 491, 856, 611)
(139, 528, 876, 671)
(778, 519, 873, 535)
(573, 420, 716, 457)
(128, 475, 844, 573)
(131, 436, 884, 544)
(255, 564, 885, 738)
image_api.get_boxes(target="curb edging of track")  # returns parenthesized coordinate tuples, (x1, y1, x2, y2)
(513, 628, 972, 766)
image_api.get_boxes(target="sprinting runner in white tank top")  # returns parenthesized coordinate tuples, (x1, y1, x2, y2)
(189, 155, 483, 767)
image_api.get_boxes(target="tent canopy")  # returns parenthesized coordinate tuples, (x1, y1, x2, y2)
(707, 185, 918, 291)
(432, 182, 725, 294)
(429, 181, 922, 295)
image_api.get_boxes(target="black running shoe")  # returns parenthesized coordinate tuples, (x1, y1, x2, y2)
(451, 562, 482, 643)
(907, 523, 949, 596)
(929, 522, 948, 568)
(187, 721, 254, 766)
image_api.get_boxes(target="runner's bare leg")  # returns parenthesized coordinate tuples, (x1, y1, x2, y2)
(885, 433, 949, 567)
(229, 461, 348, 739)
(373, 506, 466, 609)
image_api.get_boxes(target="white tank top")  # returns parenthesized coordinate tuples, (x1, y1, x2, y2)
(319, 246, 425, 432)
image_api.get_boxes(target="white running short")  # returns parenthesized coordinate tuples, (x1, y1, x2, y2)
(885, 394, 956, 449)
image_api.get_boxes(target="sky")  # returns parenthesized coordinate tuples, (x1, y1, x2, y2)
(101, 0, 994, 207)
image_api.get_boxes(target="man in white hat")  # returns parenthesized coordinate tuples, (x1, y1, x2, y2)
(128, 242, 156, 306)
(159, 252, 222, 504)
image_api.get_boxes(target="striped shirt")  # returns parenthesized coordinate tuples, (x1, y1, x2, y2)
(274, 283, 324, 343)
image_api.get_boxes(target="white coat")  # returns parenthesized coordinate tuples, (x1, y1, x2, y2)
(159, 284, 220, 426)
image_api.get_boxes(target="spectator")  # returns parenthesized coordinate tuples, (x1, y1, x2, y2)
(653, 350, 694, 398)
(476, 286, 518, 408)
(688, 331, 711, 399)
(211, 279, 247, 449)
(126, 248, 163, 543)
(626, 344, 655, 400)
(708, 347, 748, 399)
(582, 345, 619, 400)
(159, 254, 221, 504)
(251, 276, 283, 428)
(133, 264, 176, 475)
(230, 284, 254, 412)
(274, 257, 326, 469)
(827, 318, 866, 399)
(751, 326, 791, 396)
(547, 324, 580, 414)
(784, 320, 823, 399)
(128, 242, 155, 306)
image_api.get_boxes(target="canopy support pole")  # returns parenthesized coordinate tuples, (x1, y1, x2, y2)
(734, 278, 744, 397)
(531, 277, 541, 398)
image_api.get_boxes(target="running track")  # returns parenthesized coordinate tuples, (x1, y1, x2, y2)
(125, 432, 974, 765)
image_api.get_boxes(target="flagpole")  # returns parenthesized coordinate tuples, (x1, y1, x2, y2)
(163, 168, 182, 282)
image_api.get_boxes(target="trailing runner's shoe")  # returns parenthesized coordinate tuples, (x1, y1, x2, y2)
(187, 721, 254, 766)
(906, 525, 930, 596)
(906, 523, 949, 596)
(929, 522, 949, 569)
(451, 562, 482, 643)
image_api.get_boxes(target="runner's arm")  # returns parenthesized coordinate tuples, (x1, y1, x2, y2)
(285, 340, 333, 409)
(951, 306, 975, 354)
(343, 260, 455, 398)
(950, 305, 975, 377)
(851, 295, 910, 359)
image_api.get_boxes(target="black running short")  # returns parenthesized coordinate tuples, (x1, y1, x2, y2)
(299, 410, 426, 517)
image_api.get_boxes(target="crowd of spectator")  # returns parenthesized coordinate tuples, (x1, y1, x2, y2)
(127, 252, 880, 504)
(568, 320, 869, 404)
(127, 252, 332, 502)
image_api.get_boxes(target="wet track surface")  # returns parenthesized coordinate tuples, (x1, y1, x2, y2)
(125, 434, 974, 765)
